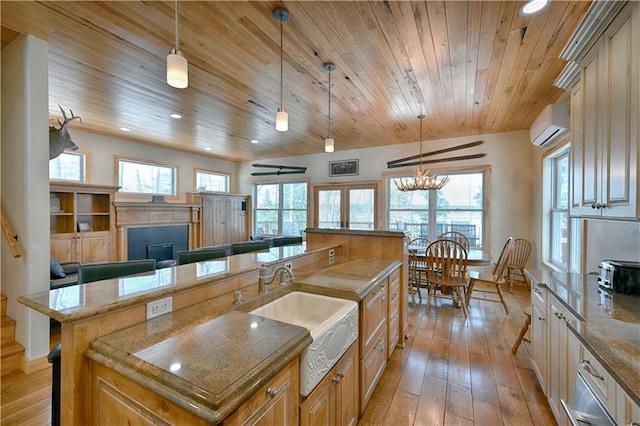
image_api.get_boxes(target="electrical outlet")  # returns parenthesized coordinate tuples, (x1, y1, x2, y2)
(147, 297, 173, 320)
(284, 261, 293, 270)
(329, 249, 335, 258)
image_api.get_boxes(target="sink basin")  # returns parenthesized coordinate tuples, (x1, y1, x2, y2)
(250, 291, 358, 396)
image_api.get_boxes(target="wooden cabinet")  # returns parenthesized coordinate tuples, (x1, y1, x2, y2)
(530, 285, 547, 393)
(616, 384, 640, 425)
(360, 278, 387, 413)
(223, 359, 299, 426)
(188, 192, 248, 246)
(50, 182, 118, 263)
(570, 2, 639, 218)
(300, 342, 358, 426)
(387, 268, 400, 356)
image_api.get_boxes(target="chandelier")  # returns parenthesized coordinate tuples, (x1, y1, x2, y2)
(395, 115, 449, 191)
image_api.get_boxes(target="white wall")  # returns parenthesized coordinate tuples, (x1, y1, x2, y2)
(71, 130, 239, 201)
(1, 34, 50, 359)
(239, 130, 537, 259)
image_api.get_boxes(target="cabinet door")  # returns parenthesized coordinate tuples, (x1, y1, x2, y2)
(361, 326, 386, 412)
(300, 384, 333, 426)
(361, 282, 387, 356)
(78, 233, 110, 264)
(335, 344, 358, 426)
(531, 301, 547, 393)
(51, 235, 77, 263)
(616, 384, 640, 425)
(547, 301, 567, 423)
(601, 4, 638, 218)
(570, 82, 586, 216)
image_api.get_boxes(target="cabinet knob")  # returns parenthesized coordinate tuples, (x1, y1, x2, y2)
(337, 371, 345, 378)
(332, 376, 342, 383)
(266, 387, 279, 397)
(538, 317, 545, 322)
(596, 203, 602, 209)
(591, 203, 597, 209)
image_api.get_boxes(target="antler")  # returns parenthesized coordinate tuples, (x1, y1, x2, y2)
(56, 104, 82, 128)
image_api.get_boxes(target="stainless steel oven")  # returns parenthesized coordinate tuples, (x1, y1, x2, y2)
(561, 372, 616, 425)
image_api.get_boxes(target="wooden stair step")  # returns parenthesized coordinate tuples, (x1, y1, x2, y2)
(1, 294, 7, 317)
(1, 340, 25, 377)
(1, 315, 16, 344)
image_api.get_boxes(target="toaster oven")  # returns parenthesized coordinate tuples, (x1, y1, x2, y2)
(598, 260, 640, 295)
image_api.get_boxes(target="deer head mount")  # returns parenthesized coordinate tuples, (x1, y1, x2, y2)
(49, 105, 81, 160)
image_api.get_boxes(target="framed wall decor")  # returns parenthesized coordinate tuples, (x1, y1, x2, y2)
(329, 159, 359, 177)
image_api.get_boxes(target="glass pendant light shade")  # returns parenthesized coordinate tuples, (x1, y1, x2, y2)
(276, 108, 288, 132)
(167, 49, 188, 89)
(324, 138, 334, 153)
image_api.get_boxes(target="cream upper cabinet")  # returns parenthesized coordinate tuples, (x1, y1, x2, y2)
(570, 2, 639, 218)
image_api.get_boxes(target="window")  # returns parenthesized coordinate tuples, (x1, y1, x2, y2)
(195, 169, 229, 192)
(117, 157, 177, 196)
(388, 169, 486, 248)
(547, 148, 569, 270)
(254, 182, 307, 236)
(50, 151, 86, 182)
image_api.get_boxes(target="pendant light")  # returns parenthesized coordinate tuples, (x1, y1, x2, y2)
(273, 8, 290, 132)
(395, 115, 449, 191)
(324, 62, 336, 153)
(166, 0, 188, 89)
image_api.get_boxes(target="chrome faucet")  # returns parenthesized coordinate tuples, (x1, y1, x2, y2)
(258, 264, 295, 294)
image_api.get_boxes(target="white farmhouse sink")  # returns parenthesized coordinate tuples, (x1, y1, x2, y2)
(250, 291, 358, 396)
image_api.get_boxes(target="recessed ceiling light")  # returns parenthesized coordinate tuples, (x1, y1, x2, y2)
(251, 139, 259, 144)
(204, 147, 212, 151)
(520, 0, 548, 15)
(120, 127, 131, 132)
(169, 113, 182, 119)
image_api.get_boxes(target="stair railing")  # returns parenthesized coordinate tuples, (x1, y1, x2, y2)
(1, 205, 22, 258)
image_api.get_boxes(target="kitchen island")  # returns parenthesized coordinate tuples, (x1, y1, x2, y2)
(19, 240, 404, 425)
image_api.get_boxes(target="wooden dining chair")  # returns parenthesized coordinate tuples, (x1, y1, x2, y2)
(408, 249, 430, 304)
(438, 231, 470, 251)
(505, 238, 532, 292)
(423, 239, 469, 319)
(466, 237, 513, 314)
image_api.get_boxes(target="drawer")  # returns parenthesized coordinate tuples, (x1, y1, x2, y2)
(389, 268, 400, 289)
(531, 284, 546, 310)
(361, 281, 387, 356)
(578, 345, 616, 414)
(387, 308, 399, 357)
(361, 325, 387, 411)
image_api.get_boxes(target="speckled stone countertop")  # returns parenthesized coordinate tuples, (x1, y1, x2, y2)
(525, 269, 640, 406)
(86, 310, 312, 424)
(18, 243, 322, 323)
(305, 227, 408, 238)
(83, 255, 400, 423)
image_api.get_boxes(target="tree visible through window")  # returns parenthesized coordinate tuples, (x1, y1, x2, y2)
(254, 182, 307, 236)
(195, 170, 229, 192)
(118, 158, 176, 195)
(549, 149, 569, 269)
(50, 151, 86, 182)
(388, 170, 486, 248)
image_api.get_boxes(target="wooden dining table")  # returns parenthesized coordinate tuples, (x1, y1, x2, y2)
(408, 245, 492, 267)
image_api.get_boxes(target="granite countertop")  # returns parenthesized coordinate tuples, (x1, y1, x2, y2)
(86, 310, 312, 424)
(84, 256, 400, 423)
(18, 243, 328, 323)
(305, 227, 408, 238)
(525, 269, 640, 406)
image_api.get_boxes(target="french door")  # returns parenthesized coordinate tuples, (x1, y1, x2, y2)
(314, 184, 377, 229)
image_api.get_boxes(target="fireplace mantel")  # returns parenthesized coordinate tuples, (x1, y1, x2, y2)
(114, 202, 201, 260)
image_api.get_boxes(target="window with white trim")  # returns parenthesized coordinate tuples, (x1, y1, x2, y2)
(254, 181, 307, 236)
(387, 169, 486, 248)
(195, 169, 229, 192)
(50, 151, 86, 182)
(545, 147, 569, 270)
(117, 157, 177, 196)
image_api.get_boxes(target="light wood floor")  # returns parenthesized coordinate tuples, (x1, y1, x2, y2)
(359, 285, 556, 426)
(0, 287, 553, 426)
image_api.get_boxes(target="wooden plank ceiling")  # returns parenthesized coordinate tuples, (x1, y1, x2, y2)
(1, 1, 590, 162)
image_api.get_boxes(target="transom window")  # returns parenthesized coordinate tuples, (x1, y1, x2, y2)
(387, 169, 486, 248)
(117, 157, 177, 196)
(254, 182, 307, 236)
(195, 169, 229, 192)
(50, 151, 86, 182)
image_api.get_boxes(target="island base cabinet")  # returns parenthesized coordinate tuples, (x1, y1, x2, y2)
(224, 359, 299, 426)
(616, 384, 640, 425)
(300, 342, 358, 426)
(360, 326, 387, 412)
(91, 362, 209, 426)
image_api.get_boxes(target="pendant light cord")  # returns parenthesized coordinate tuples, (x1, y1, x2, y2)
(280, 19, 284, 108)
(174, 0, 179, 51)
(418, 115, 424, 169)
(328, 70, 332, 138)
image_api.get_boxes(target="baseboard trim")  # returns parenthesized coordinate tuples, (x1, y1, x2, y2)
(21, 353, 50, 374)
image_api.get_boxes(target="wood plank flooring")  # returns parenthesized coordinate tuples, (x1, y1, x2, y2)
(0, 287, 553, 426)
(359, 285, 556, 426)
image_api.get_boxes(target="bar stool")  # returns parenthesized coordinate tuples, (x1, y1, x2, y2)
(512, 307, 532, 353)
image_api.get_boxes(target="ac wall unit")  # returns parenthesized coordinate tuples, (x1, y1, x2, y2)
(530, 101, 570, 148)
